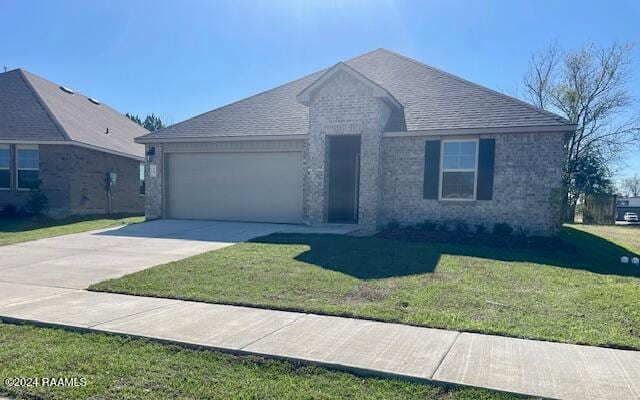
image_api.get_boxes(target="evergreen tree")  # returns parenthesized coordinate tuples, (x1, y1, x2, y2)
(143, 113, 165, 132)
(126, 113, 142, 125)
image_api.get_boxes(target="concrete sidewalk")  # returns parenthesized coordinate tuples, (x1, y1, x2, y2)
(1, 283, 638, 400)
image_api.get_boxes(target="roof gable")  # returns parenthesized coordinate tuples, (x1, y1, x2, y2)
(297, 62, 402, 110)
(0, 69, 147, 159)
(139, 49, 574, 142)
(0, 69, 66, 142)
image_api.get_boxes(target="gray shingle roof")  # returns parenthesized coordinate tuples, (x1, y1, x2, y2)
(0, 69, 147, 159)
(140, 49, 572, 141)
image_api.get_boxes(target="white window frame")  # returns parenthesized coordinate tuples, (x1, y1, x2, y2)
(0, 144, 10, 190)
(439, 139, 479, 201)
(139, 162, 145, 196)
(16, 144, 39, 191)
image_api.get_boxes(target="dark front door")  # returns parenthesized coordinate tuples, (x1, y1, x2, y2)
(328, 135, 361, 223)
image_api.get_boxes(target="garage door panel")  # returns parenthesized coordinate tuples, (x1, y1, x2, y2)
(166, 151, 303, 223)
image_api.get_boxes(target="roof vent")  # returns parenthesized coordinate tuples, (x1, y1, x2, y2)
(88, 97, 101, 105)
(60, 86, 74, 95)
(105, 128, 110, 135)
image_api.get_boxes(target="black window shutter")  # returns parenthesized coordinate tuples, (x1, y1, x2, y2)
(423, 140, 441, 199)
(477, 139, 495, 200)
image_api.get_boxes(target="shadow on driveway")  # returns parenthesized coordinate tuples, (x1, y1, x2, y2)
(94, 219, 292, 243)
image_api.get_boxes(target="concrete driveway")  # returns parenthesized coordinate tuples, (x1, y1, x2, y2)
(0, 219, 346, 289)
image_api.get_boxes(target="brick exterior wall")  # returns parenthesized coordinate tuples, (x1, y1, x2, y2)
(141, 71, 566, 236)
(67, 146, 144, 215)
(144, 144, 163, 219)
(303, 69, 391, 226)
(0, 144, 144, 217)
(380, 132, 566, 235)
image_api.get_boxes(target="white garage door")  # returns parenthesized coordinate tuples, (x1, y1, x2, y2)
(166, 151, 303, 223)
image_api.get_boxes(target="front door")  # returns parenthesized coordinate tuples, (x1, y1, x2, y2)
(328, 135, 361, 223)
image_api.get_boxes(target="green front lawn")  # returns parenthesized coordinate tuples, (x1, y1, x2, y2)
(0, 323, 513, 400)
(0, 214, 144, 246)
(92, 225, 640, 350)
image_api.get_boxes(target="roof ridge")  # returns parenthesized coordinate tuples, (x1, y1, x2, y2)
(140, 49, 390, 140)
(375, 48, 572, 125)
(17, 69, 71, 141)
(140, 67, 331, 140)
(21, 69, 149, 140)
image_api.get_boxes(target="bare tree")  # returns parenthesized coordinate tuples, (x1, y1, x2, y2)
(523, 42, 640, 220)
(621, 173, 640, 197)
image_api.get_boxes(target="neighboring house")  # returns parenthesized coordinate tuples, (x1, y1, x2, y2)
(616, 196, 640, 220)
(137, 49, 576, 235)
(0, 69, 148, 217)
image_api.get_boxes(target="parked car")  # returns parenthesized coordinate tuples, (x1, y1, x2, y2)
(623, 212, 639, 222)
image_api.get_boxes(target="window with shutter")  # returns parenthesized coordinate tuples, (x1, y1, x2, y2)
(440, 140, 477, 200)
(0, 145, 10, 190)
(477, 139, 496, 200)
(423, 140, 440, 199)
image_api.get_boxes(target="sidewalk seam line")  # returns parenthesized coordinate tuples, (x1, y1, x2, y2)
(88, 302, 179, 329)
(0, 279, 81, 290)
(239, 313, 308, 351)
(430, 331, 461, 379)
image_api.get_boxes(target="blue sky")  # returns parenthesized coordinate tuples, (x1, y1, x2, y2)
(1, 0, 638, 179)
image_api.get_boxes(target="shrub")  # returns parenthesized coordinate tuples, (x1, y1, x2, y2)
(417, 219, 437, 231)
(475, 224, 487, 235)
(386, 220, 401, 230)
(0, 204, 19, 218)
(454, 220, 469, 233)
(493, 222, 514, 236)
(436, 221, 449, 231)
(516, 227, 529, 237)
(22, 180, 48, 216)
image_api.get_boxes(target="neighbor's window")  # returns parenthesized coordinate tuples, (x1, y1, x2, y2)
(139, 163, 145, 195)
(441, 140, 477, 200)
(0, 145, 10, 189)
(16, 145, 39, 190)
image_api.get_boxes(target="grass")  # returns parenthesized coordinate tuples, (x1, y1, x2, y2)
(91, 224, 640, 350)
(0, 214, 144, 246)
(0, 323, 516, 400)
(569, 223, 640, 253)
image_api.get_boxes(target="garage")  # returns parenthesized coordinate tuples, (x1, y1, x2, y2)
(165, 151, 303, 223)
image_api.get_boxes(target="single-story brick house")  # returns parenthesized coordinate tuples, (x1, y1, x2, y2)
(137, 49, 576, 235)
(0, 68, 148, 217)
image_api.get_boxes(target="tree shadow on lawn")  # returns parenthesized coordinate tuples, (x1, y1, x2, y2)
(250, 226, 640, 279)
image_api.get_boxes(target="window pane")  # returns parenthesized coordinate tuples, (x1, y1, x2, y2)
(459, 154, 476, 169)
(443, 142, 459, 156)
(0, 148, 9, 169)
(0, 170, 9, 189)
(459, 141, 476, 155)
(18, 170, 39, 189)
(443, 154, 459, 169)
(442, 171, 475, 199)
(442, 141, 476, 170)
(17, 149, 38, 169)
(139, 163, 145, 194)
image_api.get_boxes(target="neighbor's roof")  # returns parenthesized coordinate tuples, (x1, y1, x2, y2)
(0, 69, 147, 159)
(139, 48, 573, 142)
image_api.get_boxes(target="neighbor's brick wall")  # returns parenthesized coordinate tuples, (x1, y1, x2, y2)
(0, 144, 70, 215)
(303, 69, 391, 226)
(0, 144, 143, 217)
(67, 145, 144, 215)
(380, 131, 566, 235)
